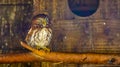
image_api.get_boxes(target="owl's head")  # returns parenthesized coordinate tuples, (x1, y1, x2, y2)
(32, 14, 50, 28)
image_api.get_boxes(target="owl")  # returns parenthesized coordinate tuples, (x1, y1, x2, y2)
(25, 14, 52, 51)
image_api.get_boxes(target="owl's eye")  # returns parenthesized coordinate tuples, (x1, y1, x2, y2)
(33, 24, 40, 28)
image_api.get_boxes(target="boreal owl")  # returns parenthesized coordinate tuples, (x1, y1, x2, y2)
(25, 14, 52, 51)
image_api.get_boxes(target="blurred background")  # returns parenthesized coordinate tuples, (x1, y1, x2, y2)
(0, 0, 120, 67)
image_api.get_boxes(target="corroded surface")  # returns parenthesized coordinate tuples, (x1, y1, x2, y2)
(0, 0, 33, 53)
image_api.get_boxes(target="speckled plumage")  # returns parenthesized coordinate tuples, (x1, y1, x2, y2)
(25, 14, 52, 50)
(26, 27, 52, 49)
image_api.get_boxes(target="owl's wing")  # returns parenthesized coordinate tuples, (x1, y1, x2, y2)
(25, 28, 38, 46)
(25, 28, 32, 43)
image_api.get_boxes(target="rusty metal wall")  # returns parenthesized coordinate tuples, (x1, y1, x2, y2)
(33, 0, 120, 53)
(0, 0, 33, 54)
(32, 0, 120, 67)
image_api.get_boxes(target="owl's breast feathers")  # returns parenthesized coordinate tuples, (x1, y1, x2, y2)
(25, 28, 52, 49)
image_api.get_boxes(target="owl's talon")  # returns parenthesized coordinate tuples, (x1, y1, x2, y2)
(36, 46, 40, 50)
(43, 47, 50, 52)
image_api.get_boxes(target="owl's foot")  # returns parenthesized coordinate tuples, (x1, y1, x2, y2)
(43, 47, 50, 52)
(36, 46, 41, 50)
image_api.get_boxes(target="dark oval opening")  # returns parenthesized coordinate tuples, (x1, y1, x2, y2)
(68, 0, 99, 17)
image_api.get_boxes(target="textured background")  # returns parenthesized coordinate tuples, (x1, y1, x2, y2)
(0, 0, 120, 67)
(33, 0, 120, 53)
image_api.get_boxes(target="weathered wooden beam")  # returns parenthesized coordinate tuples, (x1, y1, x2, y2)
(0, 41, 120, 65)
(20, 41, 120, 64)
(0, 53, 42, 63)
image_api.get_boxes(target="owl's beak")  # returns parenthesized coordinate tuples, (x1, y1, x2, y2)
(42, 20, 47, 27)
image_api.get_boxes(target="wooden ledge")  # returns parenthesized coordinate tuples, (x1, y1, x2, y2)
(0, 41, 120, 65)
